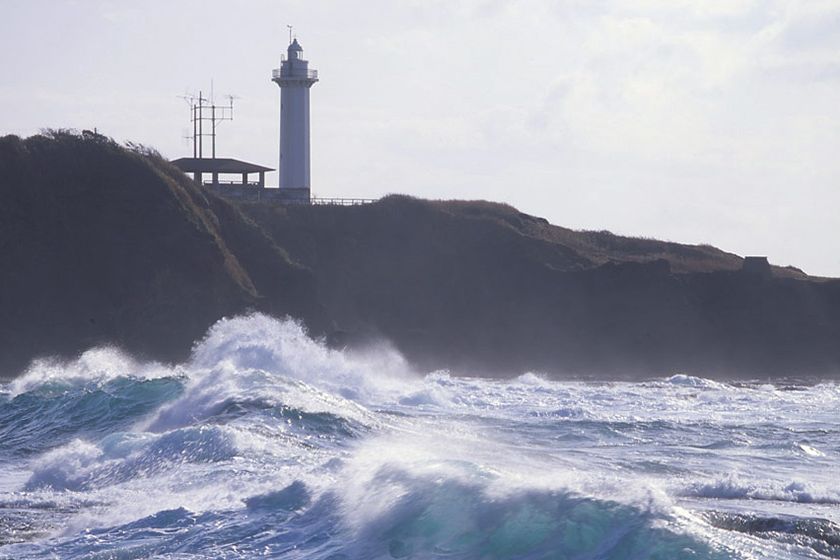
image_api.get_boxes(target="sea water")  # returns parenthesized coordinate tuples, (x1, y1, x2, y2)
(0, 314, 837, 559)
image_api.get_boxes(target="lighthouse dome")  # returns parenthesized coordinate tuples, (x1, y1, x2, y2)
(288, 39, 303, 52)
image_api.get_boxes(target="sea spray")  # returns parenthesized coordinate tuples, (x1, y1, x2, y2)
(1, 314, 838, 559)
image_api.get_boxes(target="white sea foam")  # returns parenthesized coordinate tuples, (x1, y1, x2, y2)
(2, 314, 839, 559)
(8, 346, 174, 397)
(666, 374, 729, 390)
(680, 474, 840, 505)
(189, 313, 415, 402)
(141, 314, 415, 433)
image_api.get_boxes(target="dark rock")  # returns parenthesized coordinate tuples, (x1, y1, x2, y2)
(1, 132, 839, 379)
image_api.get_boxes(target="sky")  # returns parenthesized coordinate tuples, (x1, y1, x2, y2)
(2, 0, 839, 276)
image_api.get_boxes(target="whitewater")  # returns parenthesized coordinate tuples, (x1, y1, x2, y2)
(0, 314, 837, 559)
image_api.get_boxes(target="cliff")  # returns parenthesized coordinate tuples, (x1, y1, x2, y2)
(0, 131, 322, 376)
(241, 198, 840, 378)
(1, 131, 838, 378)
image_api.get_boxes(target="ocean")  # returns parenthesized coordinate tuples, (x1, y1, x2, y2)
(0, 314, 837, 559)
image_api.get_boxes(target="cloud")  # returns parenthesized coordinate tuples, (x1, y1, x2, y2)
(2, 0, 838, 275)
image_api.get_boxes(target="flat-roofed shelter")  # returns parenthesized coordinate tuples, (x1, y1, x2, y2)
(170, 157, 274, 188)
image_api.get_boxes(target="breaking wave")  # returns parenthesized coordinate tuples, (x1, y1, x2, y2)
(1, 313, 838, 559)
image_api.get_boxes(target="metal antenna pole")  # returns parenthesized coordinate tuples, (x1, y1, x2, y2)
(181, 86, 234, 161)
(287, 24, 293, 44)
(192, 104, 197, 158)
(210, 80, 215, 158)
(198, 90, 203, 158)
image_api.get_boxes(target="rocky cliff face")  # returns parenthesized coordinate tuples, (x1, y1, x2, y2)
(241, 197, 840, 379)
(1, 132, 838, 379)
(0, 131, 320, 376)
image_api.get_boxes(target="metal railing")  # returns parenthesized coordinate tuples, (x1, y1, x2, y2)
(200, 183, 376, 206)
(272, 68, 318, 80)
(311, 197, 376, 206)
(204, 180, 262, 187)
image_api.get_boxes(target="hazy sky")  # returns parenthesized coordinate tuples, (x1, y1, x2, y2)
(2, 0, 839, 276)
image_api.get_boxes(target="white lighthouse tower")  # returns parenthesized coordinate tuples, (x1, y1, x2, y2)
(272, 38, 318, 199)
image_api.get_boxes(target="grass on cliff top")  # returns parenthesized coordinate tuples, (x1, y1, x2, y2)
(379, 195, 809, 278)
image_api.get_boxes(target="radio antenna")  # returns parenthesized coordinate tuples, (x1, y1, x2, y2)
(180, 85, 234, 159)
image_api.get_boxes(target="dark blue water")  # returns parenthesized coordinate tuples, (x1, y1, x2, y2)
(1, 314, 838, 559)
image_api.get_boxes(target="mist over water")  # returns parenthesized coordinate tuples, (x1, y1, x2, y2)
(1, 314, 838, 559)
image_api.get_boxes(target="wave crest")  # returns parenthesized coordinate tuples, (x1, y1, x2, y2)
(8, 347, 174, 397)
(25, 426, 237, 492)
(681, 475, 840, 505)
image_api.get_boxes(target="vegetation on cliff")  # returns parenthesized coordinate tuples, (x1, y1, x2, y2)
(1, 131, 838, 378)
(0, 130, 318, 376)
(242, 197, 839, 377)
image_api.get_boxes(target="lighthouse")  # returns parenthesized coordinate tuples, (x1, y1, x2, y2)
(272, 38, 318, 199)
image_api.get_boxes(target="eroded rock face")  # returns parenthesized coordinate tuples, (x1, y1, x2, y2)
(242, 196, 840, 379)
(1, 132, 839, 379)
(0, 132, 320, 376)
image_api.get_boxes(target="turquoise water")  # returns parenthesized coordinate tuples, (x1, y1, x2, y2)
(1, 314, 838, 559)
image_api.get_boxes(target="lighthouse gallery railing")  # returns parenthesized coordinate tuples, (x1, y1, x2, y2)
(272, 68, 318, 80)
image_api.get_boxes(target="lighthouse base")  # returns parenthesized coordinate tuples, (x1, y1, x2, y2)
(205, 184, 311, 204)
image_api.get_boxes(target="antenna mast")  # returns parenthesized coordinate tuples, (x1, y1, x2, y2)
(181, 87, 236, 159)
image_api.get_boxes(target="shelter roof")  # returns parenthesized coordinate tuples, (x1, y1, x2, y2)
(170, 157, 274, 174)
